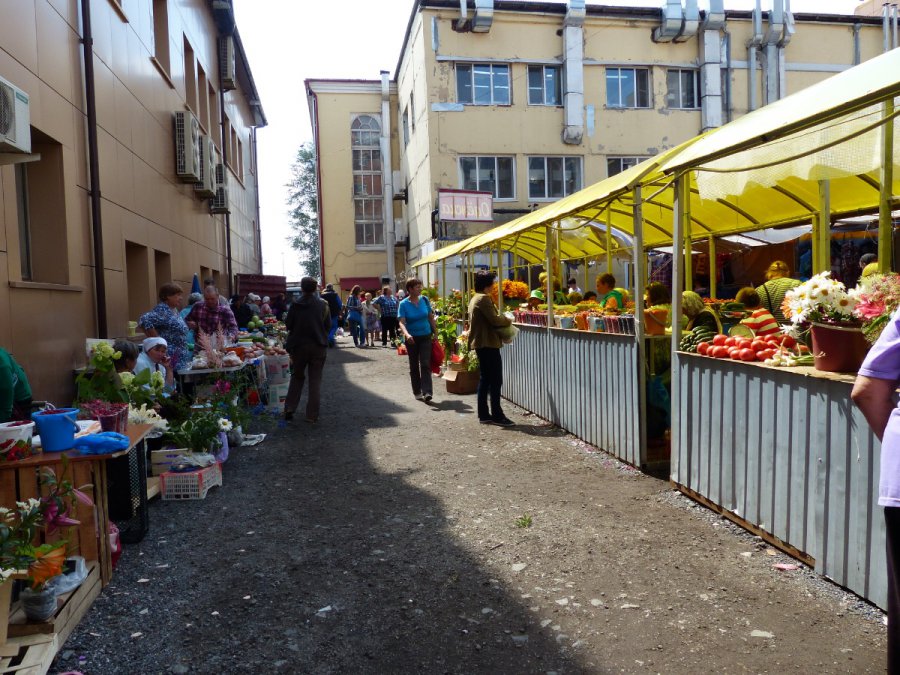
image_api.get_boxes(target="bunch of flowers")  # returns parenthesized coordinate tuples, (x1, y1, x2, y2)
(128, 403, 169, 432)
(850, 272, 900, 343)
(164, 410, 228, 453)
(501, 280, 529, 300)
(453, 331, 480, 372)
(782, 272, 859, 327)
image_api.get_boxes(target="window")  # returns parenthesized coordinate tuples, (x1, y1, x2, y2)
(666, 69, 700, 109)
(16, 130, 68, 284)
(351, 115, 385, 247)
(528, 157, 582, 200)
(606, 67, 651, 108)
(183, 37, 197, 113)
(198, 66, 209, 131)
(527, 65, 562, 106)
(402, 106, 410, 147)
(222, 114, 232, 167)
(126, 242, 150, 321)
(151, 0, 170, 74)
(208, 82, 219, 144)
(607, 156, 649, 177)
(459, 156, 515, 200)
(409, 92, 415, 129)
(456, 63, 510, 105)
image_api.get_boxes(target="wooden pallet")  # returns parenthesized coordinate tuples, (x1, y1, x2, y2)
(0, 634, 57, 675)
(8, 562, 101, 642)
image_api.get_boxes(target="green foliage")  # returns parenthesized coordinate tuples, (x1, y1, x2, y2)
(286, 142, 321, 278)
(75, 342, 162, 407)
(164, 409, 226, 453)
(434, 315, 459, 364)
(515, 514, 533, 529)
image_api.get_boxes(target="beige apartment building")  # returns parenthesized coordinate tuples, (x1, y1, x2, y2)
(308, 0, 893, 294)
(0, 0, 265, 404)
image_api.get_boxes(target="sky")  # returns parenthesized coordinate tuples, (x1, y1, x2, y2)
(232, 0, 866, 281)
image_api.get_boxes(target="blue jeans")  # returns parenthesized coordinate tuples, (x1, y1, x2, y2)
(348, 318, 364, 346)
(327, 317, 339, 345)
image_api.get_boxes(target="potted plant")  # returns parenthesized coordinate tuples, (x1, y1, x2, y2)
(783, 271, 868, 372)
(164, 410, 227, 455)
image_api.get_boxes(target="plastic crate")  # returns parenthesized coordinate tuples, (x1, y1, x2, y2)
(160, 463, 222, 501)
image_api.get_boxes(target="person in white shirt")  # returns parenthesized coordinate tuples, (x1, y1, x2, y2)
(134, 337, 175, 392)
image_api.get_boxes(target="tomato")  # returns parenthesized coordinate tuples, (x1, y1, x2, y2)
(724, 337, 736, 348)
(781, 335, 796, 349)
(712, 334, 728, 347)
(797, 344, 810, 354)
(697, 342, 710, 355)
(712, 346, 729, 358)
(751, 339, 768, 352)
(758, 349, 774, 360)
(729, 347, 742, 359)
(766, 335, 783, 345)
(738, 338, 754, 349)
(739, 348, 756, 362)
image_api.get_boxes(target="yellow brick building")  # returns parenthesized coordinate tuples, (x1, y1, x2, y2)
(309, 0, 889, 294)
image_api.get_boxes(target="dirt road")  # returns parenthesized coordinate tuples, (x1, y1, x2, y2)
(55, 340, 887, 674)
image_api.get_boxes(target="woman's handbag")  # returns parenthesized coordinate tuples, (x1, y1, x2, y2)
(430, 339, 445, 375)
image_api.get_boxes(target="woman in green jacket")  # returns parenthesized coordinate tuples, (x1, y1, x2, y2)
(0, 348, 32, 423)
(468, 271, 514, 426)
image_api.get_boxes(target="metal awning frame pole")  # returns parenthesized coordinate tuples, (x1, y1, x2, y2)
(546, 225, 554, 326)
(441, 258, 447, 315)
(633, 187, 648, 468)
(708, 236, 717, 299)
(605, 204, 613, 273)
(669, 173, 688, 481)
(815, 180, 831, 274)
(683, 183, 693, 292)
(497, 245, 504, 309)
(879, 98, 895, 273)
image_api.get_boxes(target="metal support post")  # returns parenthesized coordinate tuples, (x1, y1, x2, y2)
(708, 236, 717, 299)
(815, 179, 831, 274)
(633, 187, 648, 468)
(879, 98, 895, 273)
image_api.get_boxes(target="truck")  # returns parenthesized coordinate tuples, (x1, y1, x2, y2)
(233, 274, 287, 300)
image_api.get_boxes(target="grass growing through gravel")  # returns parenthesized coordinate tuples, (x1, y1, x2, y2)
(515, 514, 533, 528)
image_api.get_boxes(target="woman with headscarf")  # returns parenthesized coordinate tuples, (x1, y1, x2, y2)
(134, 337, 175, 393)
(682, 291, 722, 334)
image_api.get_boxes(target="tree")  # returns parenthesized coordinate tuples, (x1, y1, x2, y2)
(286, 142, 321, 278)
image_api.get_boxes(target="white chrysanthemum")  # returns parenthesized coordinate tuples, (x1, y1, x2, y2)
(218, 418, 233, 432)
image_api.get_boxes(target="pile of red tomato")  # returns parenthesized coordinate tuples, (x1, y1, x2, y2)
(697, 333, 808, 362)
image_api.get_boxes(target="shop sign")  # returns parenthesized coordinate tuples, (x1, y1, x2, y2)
(437, 189, 493, 223)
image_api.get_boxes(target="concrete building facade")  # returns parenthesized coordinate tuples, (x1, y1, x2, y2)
(0, 0, 265, 404)
(308, 1, 891, 295)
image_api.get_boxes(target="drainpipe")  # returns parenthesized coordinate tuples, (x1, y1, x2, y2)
(763, 0, 784, 105)
(723, 29, 733, 123)
(883, 3, 890, 53)
(852, 23, 861, 65)
(310, 90, 326, 281)
(893, 4, 898, 48)
(700, 0, 725, 131)
(80, 0, 107, 338)
(251, 126, 262, 273)
(562, 0, 585, 145)
(777, 0, 794, 101)
(380, 71, 395, 285)
(747, 0, 763, 111)
(218, 87, 233, 295)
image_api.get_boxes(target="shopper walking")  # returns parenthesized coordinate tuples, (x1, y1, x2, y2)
(345, 285, 366, 348)
(398, 278, 438, 403)
(362, 293, 380, 347)
(320, 284, 343, 347)
(373, 286, 399, 347)
(283, 277, 331, 423)
(468, 271, 514, 426)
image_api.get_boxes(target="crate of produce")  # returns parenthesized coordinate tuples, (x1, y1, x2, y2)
(160, 463, 222, 500)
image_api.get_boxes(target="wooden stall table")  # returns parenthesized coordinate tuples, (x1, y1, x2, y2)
(0, 424, 153, 587)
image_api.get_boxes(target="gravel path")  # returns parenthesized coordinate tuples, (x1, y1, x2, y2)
(54, 340, 887, 674)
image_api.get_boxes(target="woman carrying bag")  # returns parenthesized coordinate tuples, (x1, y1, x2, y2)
(398, 278, 438, 403)
(468, 270, 514, 426)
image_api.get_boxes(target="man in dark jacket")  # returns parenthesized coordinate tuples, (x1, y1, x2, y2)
(283, 277, 331, 423)
(319, 283, 343, 347)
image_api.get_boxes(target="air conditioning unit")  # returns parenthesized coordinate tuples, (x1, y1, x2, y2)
(219, 36, 236, 91)
(174, 111, 201, 183)
(194, 135, 216, 198)
(0, 75, 31, 153)
(210, 163, 230, 214)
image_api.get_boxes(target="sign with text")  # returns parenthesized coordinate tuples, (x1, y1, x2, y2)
(438, 189, 493, 223)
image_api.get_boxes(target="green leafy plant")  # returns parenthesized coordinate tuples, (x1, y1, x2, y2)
(515, 514, 533, 529)
(164, 410, 227, 453)
(75, 342, 163, 407)
(435, 315, 459, 365)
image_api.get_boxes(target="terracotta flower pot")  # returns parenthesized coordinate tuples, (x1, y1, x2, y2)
(810, 322, 870, 373)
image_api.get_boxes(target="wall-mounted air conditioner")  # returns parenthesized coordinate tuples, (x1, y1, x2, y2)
(0, 75, 31, 153)
(210, 163, 230, 214)
(219, 36, 236, 91)
(174, 111, 201, 183)
(194, 135, 216, 198)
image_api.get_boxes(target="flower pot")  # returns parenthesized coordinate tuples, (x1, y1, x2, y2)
(0, 421, 36, 462)
(20, 587, 57, 622)
(554, 316, 575, 329)
(810, 322, 870, 373)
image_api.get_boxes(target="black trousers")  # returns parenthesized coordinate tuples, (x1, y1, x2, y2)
(381, 316, 398, 345)
(406, 335, 433, 396)
(888, 507, 900, 674)
(475, 347, 504, 421)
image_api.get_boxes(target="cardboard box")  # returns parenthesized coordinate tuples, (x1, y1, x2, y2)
(150, 449, 189, 477)
(443, 369, 479, 395)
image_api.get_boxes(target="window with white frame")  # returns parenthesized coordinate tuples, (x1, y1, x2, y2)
(528, 157, 582, 200)
(527, 65, 562, 106)
(459, 156, 515, 199)
(607, 156, 649, 177)
(351, 115, 384, 246)
(402, 107, 410, 147)
(666, 69, 700, 109)
(605, 67, 651, 108)
(456, 63, 511, 105)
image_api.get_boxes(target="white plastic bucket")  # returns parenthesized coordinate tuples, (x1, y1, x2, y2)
(0, 421, 36, 461)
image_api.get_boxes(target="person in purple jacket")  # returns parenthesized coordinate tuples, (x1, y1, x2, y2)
(852, 313, 900, 674)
